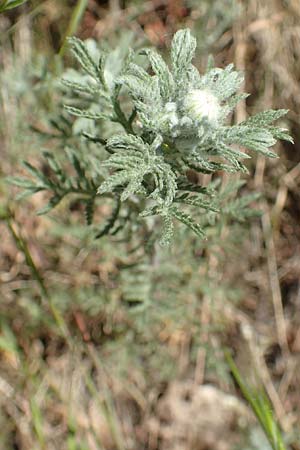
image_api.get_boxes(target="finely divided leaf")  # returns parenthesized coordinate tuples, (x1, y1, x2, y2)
(64, 105, 111, 121)
(199, 65, 244, 101)
(171, 206, 205, 239)
(241, 109, 288, 127)
(107, 134, 146, 153)
(68, 37, 99, 79)
(171, 29, 197, 74)
(143, 49, 175, 100)
(224, 126, 278, 157)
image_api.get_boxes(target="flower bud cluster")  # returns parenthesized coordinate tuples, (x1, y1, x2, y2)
(158, 89, 221, 141)
(183, 89, 221, 125)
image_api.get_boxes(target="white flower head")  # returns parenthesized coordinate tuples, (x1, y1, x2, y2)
(184, 89, 221, 124)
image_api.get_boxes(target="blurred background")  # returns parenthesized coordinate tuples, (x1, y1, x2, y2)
(1, 1, 300, 449)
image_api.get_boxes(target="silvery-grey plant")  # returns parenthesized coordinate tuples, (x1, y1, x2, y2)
(11, 29, 292, 246)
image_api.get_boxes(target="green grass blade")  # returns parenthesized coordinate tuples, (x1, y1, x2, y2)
(0, 0, 28, 13)
(225, 351, 288, 450)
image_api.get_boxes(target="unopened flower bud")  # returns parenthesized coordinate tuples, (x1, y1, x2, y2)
(184, 89, 220, 124)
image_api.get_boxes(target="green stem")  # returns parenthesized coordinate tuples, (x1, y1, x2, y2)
(225, 350, 288, 450)
(112, 98, 135, 135)
(59, 0, 89, 57)
(6, 216, 48, 298)
(5, 212, 71, 342)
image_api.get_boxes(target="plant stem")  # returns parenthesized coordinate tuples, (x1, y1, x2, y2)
(6, 215, 48, 298)
(112, 97, 135, 134)
(59, 0, 89, 57)
(4, 210, 71, 342)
